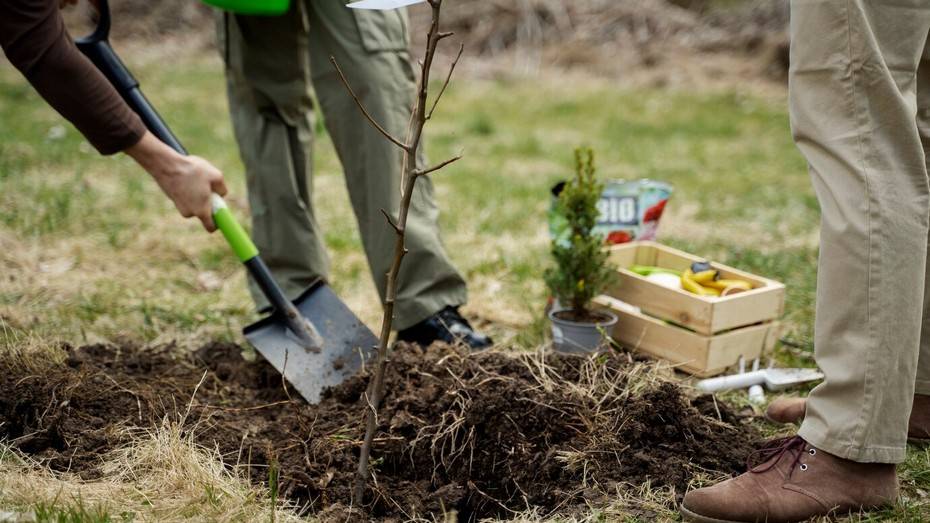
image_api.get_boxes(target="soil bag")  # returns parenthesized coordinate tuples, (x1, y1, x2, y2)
(550, 179, 673, 245)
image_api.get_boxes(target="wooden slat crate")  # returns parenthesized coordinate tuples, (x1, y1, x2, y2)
(594, 241, 786, 377)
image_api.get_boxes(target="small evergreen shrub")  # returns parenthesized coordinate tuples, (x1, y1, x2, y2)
(545, 148, 616, 321)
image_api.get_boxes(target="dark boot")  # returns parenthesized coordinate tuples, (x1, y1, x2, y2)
(397, 306, 492, 350)
(681, 436, 897, 523)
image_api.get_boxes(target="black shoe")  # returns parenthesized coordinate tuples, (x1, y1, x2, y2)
(397, 306, 493, 350)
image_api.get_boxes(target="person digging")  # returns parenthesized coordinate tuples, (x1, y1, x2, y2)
(216, 1, 490, 349)
(681, 1, 930, 521)
(0, 0, 228, 232)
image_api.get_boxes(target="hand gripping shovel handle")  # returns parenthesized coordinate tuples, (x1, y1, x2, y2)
(75, 0, 321, 349)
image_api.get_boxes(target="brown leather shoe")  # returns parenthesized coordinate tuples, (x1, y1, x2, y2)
(908, 394, 930, 440)
(680, 436, 897, 523)
(765, 397, 806, 424)
(766, 395, 930, 442)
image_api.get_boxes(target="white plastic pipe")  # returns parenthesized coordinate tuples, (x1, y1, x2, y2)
(697, 370, 767, 392)
(748, 384, 766, 405)
(696, 368, 824, 393)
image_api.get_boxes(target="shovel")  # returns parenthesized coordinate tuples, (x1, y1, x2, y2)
(695, 367, 824, 394)
(75, 0, 377, 403)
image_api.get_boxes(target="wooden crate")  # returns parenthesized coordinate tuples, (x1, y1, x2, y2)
(594, 241, 786, 377)
(607, 241, 785, 335)
(595, 295, 781, 377)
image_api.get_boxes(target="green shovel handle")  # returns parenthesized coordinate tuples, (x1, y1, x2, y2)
(211, 194, 259, 262)
(210, 194, 320, 348)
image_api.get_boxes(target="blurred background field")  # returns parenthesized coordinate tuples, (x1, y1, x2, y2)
(1, 0, 808, 351)
(0, 54, 814, 355)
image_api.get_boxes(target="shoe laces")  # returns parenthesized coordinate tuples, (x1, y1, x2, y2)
(747, 435, 807, 476)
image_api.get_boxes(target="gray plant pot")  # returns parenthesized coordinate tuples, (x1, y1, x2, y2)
(548, 308, 618, 354)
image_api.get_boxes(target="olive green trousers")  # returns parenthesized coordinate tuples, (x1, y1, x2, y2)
(216, 0, 466, 329)
(791, 0, 930, 463)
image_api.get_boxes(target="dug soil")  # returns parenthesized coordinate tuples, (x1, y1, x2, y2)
(1, 342, 759, 521)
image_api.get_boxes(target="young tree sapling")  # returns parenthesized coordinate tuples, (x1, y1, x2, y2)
(545, 148, 616, 323)
(330, 0, 464, 505)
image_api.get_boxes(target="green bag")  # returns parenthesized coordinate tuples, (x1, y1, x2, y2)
(200, 0, 290, 15)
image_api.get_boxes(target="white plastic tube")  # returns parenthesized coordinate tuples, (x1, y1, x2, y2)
(748, 384, 766, 405)
(696, 370, 767, 393)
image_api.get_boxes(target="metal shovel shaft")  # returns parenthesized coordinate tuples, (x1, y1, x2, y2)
(77, 0, 377, 404)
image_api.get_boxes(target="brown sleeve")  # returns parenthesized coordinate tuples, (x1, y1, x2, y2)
(0, 0, 146, 155)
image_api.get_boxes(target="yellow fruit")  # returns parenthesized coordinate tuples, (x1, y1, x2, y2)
(703, 278, 753, 291)
(690, 269, 718, 284)
(681, 270, 714, 296)
(721, 285, 748, 296)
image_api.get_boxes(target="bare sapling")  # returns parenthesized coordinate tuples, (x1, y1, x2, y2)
(329, 0, 464, 506)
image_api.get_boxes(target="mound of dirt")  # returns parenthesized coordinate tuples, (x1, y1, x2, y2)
(1, 342, 760, 521)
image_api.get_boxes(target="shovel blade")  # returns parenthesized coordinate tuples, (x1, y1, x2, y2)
(347, 0, 425, 10)
(244, 281, 378, 403)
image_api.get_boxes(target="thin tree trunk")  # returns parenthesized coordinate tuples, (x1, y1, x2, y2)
(330, 0, 463, 506)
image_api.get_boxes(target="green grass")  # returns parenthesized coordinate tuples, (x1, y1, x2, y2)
(1, 50, 927, 520)
(31, 500, 133, 523)
(0, 53, 817, 346)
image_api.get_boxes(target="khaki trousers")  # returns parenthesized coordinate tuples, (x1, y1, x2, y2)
(791, 0, 930, 463)
(216, 0, 467, 329)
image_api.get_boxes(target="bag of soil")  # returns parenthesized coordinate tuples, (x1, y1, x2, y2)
(550, 179, 673, 245)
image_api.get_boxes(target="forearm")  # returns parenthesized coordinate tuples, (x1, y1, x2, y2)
(125, 131, 181, 176)
(0, 0, 145, 154)
(125, 131, 228, 232)
(0, 0, 228, 231)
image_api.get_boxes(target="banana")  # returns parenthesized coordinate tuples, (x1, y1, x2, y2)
(681, 270, 715, 297)
(630, 265, 682, 277)
(690, 269, 719, 284)
(721, 285, 748, 296)
(703, 278, 753, 291)
(679, 264, 754, 298)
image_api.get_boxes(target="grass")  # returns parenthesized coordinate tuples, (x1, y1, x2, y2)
(0, 422, 304, 523)
(0, 47, 926, 520)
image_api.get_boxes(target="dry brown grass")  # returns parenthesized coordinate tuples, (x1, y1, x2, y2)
(0, 423, 307, 522)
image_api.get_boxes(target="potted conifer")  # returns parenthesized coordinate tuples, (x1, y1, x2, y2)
(545, 148, 618, 353)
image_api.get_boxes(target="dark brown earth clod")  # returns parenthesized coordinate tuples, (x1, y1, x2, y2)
(0, 341, 759, 521)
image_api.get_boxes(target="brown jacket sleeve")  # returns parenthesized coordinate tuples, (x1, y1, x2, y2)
(0, 0, 146, 154)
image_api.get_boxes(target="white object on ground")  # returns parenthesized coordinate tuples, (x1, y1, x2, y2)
(645, 272, 682, 290)
(745, 358, 764, 404)
(347, 0, 425, 9)
(696, 368, 824, 393)
(748, 384, 766, 405)
(594, 295, 641, 315)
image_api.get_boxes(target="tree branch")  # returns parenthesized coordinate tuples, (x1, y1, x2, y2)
(413, 154, 462, 177)
(330, 56, 410, 152)
(380, 208, 402, 235)
(349, 0, 462, 506)
(426, 43, 463, 121)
